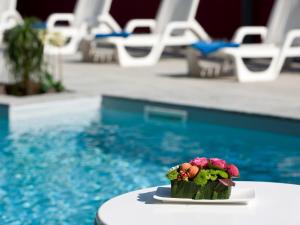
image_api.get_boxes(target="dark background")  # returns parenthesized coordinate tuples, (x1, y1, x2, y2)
(17, 0, 274, 39)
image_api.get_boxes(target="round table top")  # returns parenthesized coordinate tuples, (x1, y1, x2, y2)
(96, 181, 300, 225)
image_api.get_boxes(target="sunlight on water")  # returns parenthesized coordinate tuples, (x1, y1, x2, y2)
(0, 107, 299, 224)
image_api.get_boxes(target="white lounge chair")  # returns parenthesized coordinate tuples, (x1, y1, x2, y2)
(0, 0, 22, 42)
(212, 0, 300, 82)
(93, 0, 210, 67)
(44, 0, 118, 56)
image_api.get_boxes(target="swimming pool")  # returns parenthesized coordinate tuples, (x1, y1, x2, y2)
(0, 96, 300, 224)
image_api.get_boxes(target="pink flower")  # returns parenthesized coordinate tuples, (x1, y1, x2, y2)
(227, 164, 240, 177)
(189, 157, 209, 168)
(209, 158, 227, 170)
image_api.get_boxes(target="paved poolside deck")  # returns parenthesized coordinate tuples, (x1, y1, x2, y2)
(63, 58, 300, 120)
(1, 58, 300, 120)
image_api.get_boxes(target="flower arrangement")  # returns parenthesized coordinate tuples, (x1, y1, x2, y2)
(166, 157, 239, 200)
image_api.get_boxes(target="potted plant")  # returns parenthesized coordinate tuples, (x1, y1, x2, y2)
(2, 18, 64, 96)
(166, 157, 240, 200)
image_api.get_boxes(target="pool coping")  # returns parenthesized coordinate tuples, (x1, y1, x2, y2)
(101, 94, 300, 120)
(0, 91, 300, 121)
(101, 95, 300, 136)
(101, 93, 300, 121)
(0, 92, 101, 122)
(0, 92, 300, 135)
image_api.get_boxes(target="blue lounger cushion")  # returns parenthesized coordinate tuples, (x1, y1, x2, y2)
(95, 32, 131, 39)
(32, 22, 47, 30)
(191, 41, 240, 56)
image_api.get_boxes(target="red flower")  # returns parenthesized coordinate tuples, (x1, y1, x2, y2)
(227, 164, 240, 177)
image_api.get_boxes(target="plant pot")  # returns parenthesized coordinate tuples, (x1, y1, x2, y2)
(171, 180, 231, 200)
(4, 81, 41, 96)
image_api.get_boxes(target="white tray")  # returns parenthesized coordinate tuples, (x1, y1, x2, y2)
(153, 186, 255, 204)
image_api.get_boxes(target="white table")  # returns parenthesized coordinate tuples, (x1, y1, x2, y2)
(95, 182, 300, 225)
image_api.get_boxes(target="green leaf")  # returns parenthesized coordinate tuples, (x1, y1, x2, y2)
(208, 169, 218, 175)
(166, 167, 179, 181)
(171, 180, 199, 199)
(209, 174, 218, 181)
(193, 170, 209, 186)
(171, 180, 231, 200)
(217, 170, 229, 179)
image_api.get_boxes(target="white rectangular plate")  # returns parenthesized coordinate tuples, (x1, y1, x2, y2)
(153, 186, 255, 204)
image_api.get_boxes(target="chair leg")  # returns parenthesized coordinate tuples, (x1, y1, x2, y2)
(115, 42, 165, 67)
(233, 55, 281, 82)
(186, 48, 201, 76)
(186, 48, 234, 78)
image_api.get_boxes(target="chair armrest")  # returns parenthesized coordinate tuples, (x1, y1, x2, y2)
(94, 14, 122, 33)
(232, 26, 268, 43)
(0, 10, 22, 32)
(124, 19, 156, 33)
(47, 13, 75, 29)
(163, 20, 211, 42)
(282, 29, 300, 50)
(0, 10, 22, 24)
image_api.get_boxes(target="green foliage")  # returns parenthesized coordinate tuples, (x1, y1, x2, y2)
(166, 167, 179, 181)
(40, 71, 64, 93)
(4, 18, 43, 94)
(194, 170, 209, 186)
(3, 17, 64, 96)
(193, 169, 229, 186)
(215, 170, 229, 179)
(171, 180, 199, 199)
(171, 180, 231, 200)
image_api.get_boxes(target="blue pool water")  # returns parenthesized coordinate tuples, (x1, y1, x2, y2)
(0, 99, 300, 224)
